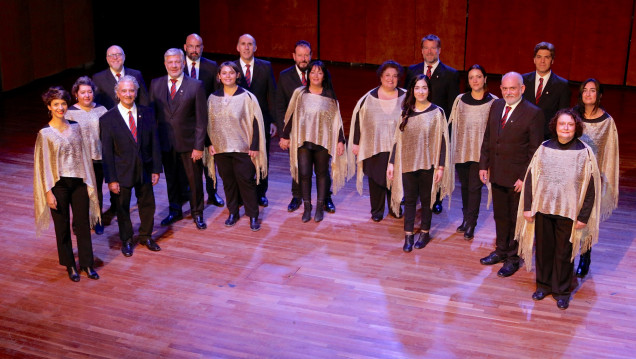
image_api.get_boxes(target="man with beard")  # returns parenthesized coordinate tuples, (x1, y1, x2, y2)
(183, 33, 224, 208)
(274, 40, 337, 213)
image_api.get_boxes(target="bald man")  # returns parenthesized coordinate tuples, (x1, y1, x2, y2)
(93, 45, 149, 110)
(478, 72, 544, 278)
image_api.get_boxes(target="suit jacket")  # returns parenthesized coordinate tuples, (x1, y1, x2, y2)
(149, 75, 207, 153)
(186, 56, 218, 97)
(404, 61, 460, 119)
(522, 71, 571, 137)
(100, 105, 162, 188)
(92, 67, 150, 109)
(234, 58, 276, 127)
(275, 65, 305, 133)
(479, 98, 544, 187)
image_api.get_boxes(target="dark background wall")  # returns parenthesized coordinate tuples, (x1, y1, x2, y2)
(2, 0, 636, 91)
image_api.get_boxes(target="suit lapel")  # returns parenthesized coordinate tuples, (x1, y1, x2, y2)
(115, 109, 138, 145)
(539, 73, 556, 104)
(169, 77, 187, 114)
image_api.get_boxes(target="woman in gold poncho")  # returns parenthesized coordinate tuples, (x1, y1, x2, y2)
(387, 74, 451, 253)
(33, 87, 101, 282)
(572, 78, 619, 278)
(280, 60, 346, 223)
(516, 109, 600, 310)
(65, 76, 108, 235)
(347, 60, 405, 222)
(448, 64, 497, 240)
(206, 62, 267, 232)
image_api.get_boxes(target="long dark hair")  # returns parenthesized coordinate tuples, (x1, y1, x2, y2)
(575, 78, 603, 118)
(399, 74, 431, 131)
(305, 60, 336, 100)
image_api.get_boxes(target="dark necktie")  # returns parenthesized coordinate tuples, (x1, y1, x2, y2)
(128, 111, 137, 142)
(301, 72, 307, 86)
(535, 77, 544, 104)
(426, 65, 432, 78)
(170, 79, 177, 99)
(116, 73, 121, 81)
(245, 64, 252, 87)
(191, 62, 197, 79)
(501, 106, 512, 129)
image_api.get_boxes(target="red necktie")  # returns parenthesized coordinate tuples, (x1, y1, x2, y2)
(301, 72, 307, 86)
(535, 77, 544, 104)
(116, 73, 121, 81)
(191, 62, 197, 79)
(245, 64, 251, 87)
(426, 65, 432, 78)
(170, 79, 177, 99)
(501, 106, 512, 129)
(128, 111, 137, 142)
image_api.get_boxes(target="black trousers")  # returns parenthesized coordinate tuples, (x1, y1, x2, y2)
(491, 183, 520, 260)
(402, 168, 434, 232)
(162, 149, 204, 217)
(116, 181, 155, 242)
(215, 152, 259, 218)
(298, 145, 330, 204)
(50, 177, 94, 267)
(204, 164, 219, 198)
(455, 161, 483, 226)
(363, 152, 391, 217)
(535, 213, 574, 299)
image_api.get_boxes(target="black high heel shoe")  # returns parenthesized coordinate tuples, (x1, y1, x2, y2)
(80, 266, 99, 280)
(66, 265, 80, 282)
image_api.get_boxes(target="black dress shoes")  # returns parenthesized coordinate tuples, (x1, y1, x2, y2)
(557, 298, 570, 310)
(250, 217, 261, 231)
(94, 221, 104, 235)
(576, 250, 591, 278)
(463, 225, 475, 240)
(324, 197, 336, 213)
(497, 259, 520, 277)
(225, 213, 240, 227)
(432, 199, 443, 214)
(194, 215, 207, 230)
(80, 266, 99, 280)
(302, 203, 312, 223)
(480, 251, 506, 265)
(142, 238, 161, 251)
(207, 192, 225, 207)
(371, 214, 383, 222)
(456, 220, 468, 233)
(66, 265, 80, 282)
(161, 211, 183, 226)
(414, 232, 430, 249)
(288, 197, 302, 212)
(532, 289, 550, 301)
(314, 201, 325, 222)
(403, 234, 414, 253)
(121, 239, 133, 257)
(258, 196, 269, 207)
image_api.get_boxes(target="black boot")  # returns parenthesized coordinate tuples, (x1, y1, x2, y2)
(576, 250, 591, 278)
(302, 202, 312, 223)
(403, 234, 414, 253)
(314, 201, 325, 222)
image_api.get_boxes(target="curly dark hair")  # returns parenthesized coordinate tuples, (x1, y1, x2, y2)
(376, 60, 403, 80)
(548, 108, 585, 140)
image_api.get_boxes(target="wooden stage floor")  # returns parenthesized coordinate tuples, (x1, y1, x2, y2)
(1, 63, 636, 358)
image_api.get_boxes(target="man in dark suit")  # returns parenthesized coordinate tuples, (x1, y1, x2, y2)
(183, 33, 224, 208)
(404, 34, 460, 214)
(479, 72, 544, 277)
(522, 41, 571, 139)
(100, 75, 162, 257)
(150, 48, 208, 230)
(275, 40, 311, 212)
(93, 45, 149, 109)
(234, 34, 276, 208)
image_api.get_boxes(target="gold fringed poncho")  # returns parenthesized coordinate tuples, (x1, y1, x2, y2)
(205, 90, 268, 185)
(347, 89, 405, 194)
(580, 113, 619, 221)
(33, 123, 101, 237)
(65, 105, 108, 161)
(387, 106, 452, 215)
(284, 88, 348, 194)
(448, 93, 497, 205)
(515, 140, 601, 271)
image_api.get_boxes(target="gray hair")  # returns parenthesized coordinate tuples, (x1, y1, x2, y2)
(164, 48, 185, 61)
(114, 75, 139, 96)
(501, 71, 523, 86)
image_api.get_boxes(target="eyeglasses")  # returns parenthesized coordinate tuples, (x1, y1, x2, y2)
(107, 53, 124, 59)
